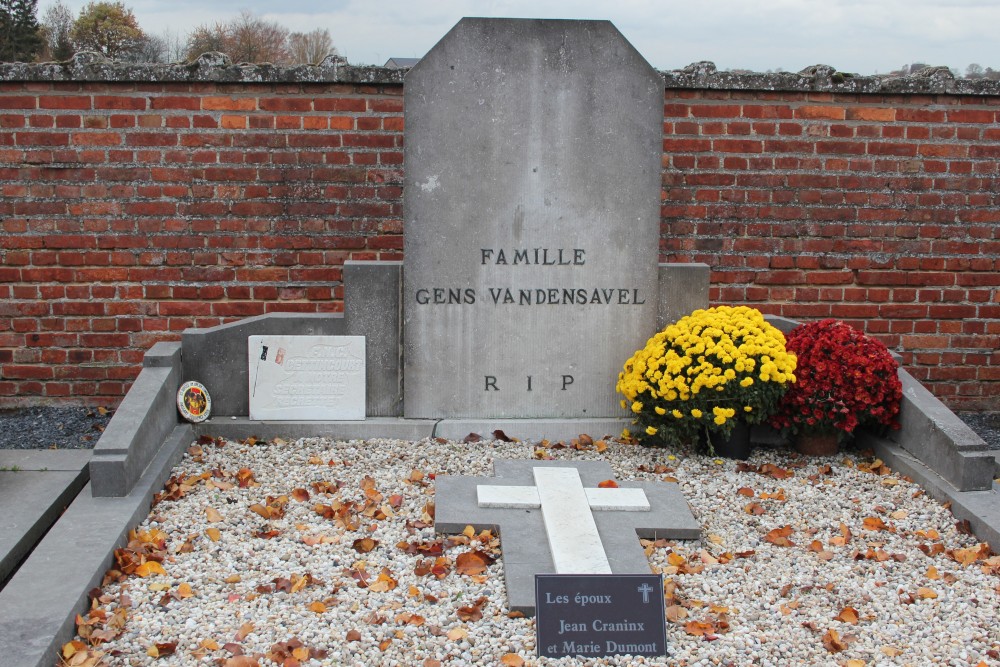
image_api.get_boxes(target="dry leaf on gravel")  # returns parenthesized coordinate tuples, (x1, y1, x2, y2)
(134, 561, 166, 578)
(835, 607, 859, 624)
(234, 622, 255, 642)
(146, 641, 177, 657)
(456, 596, 487, 622)
(764, 525, 795, 547)
(822, 628, 849, 653)
(455, 550, 494, 575)
(352, 538, 379, 553)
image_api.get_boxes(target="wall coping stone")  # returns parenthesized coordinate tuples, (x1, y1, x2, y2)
(2, 53, 998, 96)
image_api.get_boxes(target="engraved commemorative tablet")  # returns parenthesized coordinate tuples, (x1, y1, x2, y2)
(177, 381, 212, 423)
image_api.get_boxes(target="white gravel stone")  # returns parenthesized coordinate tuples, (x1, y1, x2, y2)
(73, 437, 1000, 666)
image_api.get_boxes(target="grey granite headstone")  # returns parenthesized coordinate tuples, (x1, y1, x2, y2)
(403, 18, 663, 418)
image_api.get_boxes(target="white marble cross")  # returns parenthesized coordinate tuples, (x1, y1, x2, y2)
(477, 467, 649, 574)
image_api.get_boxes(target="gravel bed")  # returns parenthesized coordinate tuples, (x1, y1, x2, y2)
(958, 412, 1000, 449)
(63, 435, 1000, 667)
(0, 406, 112, 449)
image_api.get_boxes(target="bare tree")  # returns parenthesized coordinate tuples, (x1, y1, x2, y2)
(185, 10, 291, 64)
(226, 10, 288, 63)
(185, 22, 227, 59)
(287, 27, 335, 64)
(123, 31, 165, 62)
(965, 63, 985, 79)
(40, 0, 73, 60)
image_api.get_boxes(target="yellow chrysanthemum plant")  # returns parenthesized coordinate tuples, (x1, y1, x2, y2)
(616, 306, 797, 450)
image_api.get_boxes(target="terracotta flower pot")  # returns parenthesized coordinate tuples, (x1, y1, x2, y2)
(793, 431, 839, 456)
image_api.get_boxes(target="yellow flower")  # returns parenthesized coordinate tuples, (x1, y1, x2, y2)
(631, 401, 643, 413)
(654, 406, 666, 415)
(691, 409, 703, 418)
(620, 399, 627, 409)
(744, 406, 753, 412)
(672, 409, 684, 419)
(621, 428, 631, 439)
(740, 377, 754, 388)
(645, 426, 658, 436)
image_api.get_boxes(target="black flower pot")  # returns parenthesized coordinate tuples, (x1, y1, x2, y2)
(707, 420, 752, 460)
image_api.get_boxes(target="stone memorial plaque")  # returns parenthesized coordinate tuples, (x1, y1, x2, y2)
(535, 574, 666, 658)
(248, 335, 365, 420)
(403, 18, 663, 418)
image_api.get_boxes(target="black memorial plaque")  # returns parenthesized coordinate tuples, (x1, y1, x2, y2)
(535, 574, 667, 658)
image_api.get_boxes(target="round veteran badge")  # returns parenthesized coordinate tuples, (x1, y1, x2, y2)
(177, 381, 211, 423)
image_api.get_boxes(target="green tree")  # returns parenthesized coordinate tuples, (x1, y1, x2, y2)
(70, 1, 143, 60)
(0, 0, 44, 62)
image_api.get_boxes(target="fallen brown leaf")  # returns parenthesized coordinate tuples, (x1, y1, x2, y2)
(764, 525, 795, 547)
(821, 628, 848, 653)
(835, 607, 859, 624)
(352, 538, 379, 554)
(455, 550, 494, 576)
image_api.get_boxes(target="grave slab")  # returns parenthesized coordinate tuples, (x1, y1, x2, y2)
(248, 335, 365, 421)
(0, 451, 90, 585)
(436, 460, 700, 614)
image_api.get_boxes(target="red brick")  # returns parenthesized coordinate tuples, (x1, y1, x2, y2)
(368, 98, 403, 113)
(947, 109, 994, 123)
(260, 97, 312, 112)
(220, 115, 247, 129)
(314, 98, 366, 112)
(95, 96, 147, 110)
(845, 107, 895, 122)
(796, 106, 845, 120)
(202, 97, 256, 111)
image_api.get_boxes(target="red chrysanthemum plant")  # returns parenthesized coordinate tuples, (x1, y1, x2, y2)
(769, 319, 903, 442)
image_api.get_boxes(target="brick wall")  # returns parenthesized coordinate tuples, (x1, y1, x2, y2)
(0, 62, 997, 410)
(660, 87, 1000, 410)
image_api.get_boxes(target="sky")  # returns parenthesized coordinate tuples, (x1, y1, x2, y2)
(45, 0, 999, 75)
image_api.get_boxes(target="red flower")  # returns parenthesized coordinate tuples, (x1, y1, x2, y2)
(770, 319, 902, 437)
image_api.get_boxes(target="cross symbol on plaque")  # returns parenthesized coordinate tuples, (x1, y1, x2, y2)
(435, 460, 700, 615)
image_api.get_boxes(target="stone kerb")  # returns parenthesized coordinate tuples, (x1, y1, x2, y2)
(403, 18, 665, 419)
